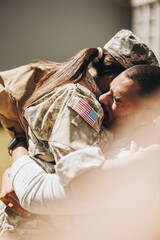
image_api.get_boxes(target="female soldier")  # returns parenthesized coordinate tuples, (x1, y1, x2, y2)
(0, 29, 159, 239)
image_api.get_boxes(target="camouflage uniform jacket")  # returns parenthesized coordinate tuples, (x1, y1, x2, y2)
(0, 71, 113, 238)
(23, 71, 113, 182)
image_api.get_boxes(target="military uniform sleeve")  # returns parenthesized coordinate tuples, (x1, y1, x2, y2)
(48, 84, 104, 161)
(24, 83, 107, 184)
(46, 84, 105, 184)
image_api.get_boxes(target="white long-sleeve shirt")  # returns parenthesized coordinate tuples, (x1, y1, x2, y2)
(10, 147, 105, 215)
(10, 138, 137, 215)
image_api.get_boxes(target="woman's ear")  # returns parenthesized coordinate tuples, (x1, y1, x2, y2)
(138, 109, 155, 125)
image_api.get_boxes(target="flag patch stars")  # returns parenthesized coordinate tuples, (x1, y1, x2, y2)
(73, 99, 99, 127)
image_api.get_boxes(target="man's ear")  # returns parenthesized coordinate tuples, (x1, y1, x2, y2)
(138, 109, 154, 125)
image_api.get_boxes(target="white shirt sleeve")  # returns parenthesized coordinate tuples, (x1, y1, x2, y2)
(10, 147, 105, 215)
(10, 155, 73, 215)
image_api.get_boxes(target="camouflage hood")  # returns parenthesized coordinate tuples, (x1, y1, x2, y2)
(103, 29, 159, 68)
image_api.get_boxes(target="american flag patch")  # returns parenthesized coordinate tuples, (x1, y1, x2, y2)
(73, 99, 99, 127)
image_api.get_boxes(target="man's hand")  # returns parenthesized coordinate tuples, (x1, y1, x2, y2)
(0, 168, 31, 216)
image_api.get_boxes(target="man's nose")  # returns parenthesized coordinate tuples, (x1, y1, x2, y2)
(99, 92, 111, 105)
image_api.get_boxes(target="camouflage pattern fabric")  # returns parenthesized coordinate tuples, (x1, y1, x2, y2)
(23, 75, 112, 178)
(0, 71, 113, 238)
(104, 29, 159, 68)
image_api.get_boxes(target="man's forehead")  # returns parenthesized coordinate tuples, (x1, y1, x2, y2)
(110, 73, 140, 97)
(110, 72, 126, 89)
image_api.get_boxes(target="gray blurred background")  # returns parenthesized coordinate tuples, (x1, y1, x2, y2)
(0, 0, 160, 183)
(0, 0, 131, 70)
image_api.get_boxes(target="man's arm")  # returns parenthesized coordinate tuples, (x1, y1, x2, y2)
(70, 144, 160, 207)
(10, 146, 105, 215)
(8, 144, 160, 215)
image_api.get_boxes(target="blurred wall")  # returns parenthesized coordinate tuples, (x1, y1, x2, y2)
(0, 0, 131, 70)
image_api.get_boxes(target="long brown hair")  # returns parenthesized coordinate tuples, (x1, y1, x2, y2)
(23, 48, 100, 109)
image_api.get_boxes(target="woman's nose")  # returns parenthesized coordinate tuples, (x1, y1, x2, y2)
(99, 92, 111, 105)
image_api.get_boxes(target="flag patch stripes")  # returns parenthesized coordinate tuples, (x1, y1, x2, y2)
(73, 99, 98, 126)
